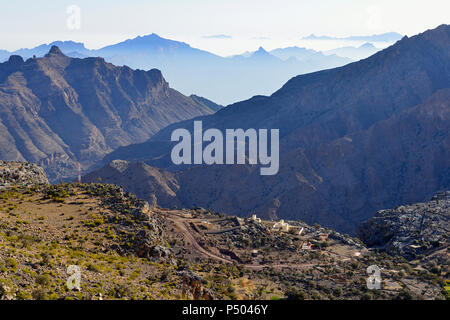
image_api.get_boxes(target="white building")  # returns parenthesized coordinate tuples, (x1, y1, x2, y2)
(273, 219, 290, 232)
(251, 214, 262, 223)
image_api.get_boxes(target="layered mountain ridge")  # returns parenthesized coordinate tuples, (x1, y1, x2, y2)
(0, 36, 353, 105)
(0, 47, 218, 181)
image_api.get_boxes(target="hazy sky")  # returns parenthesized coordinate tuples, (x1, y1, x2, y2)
(1, 0, 449, 56)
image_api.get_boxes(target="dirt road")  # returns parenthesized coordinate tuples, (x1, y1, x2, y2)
(166, 213, 320, 271)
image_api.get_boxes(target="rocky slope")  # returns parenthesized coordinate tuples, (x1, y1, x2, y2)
(0, 46, 218, 182)
(0, 164, 447, 300)
(95, 25, 450, 234)
(358, 191, 449, 260)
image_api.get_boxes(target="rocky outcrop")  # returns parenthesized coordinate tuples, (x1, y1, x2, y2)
(134, 231, 173, 260)
(0, 46, 217, 182)
(79, 183, 168, 258)
(0, 160, 48, 188)
(357, 192, 449, 259)
(178, 270, 214, 300)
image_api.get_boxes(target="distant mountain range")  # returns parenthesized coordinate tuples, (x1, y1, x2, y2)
(324, 43, 380, 61)
(302, 32, 403, 42)
(87, 25, 450, 234)
(0, 46, 218, 181)
(0, 35, 353, 105)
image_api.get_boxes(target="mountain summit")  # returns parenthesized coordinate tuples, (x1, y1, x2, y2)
(47, 45, 64, 55)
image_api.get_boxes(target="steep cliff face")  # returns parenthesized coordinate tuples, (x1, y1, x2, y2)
(94, 25, 450, 234)
(0, 46, 217, 182)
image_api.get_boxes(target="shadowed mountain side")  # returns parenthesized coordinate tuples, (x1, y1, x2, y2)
(86, 88, 450, 234)
(104, 25, 450, 166)
(93, 25, 450, 233)
(189, 95, 223, 112)
(0, 47, 218, 181)
(84, 160, 180, 206)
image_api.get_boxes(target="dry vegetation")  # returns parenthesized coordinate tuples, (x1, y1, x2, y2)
(0, 184, 448, 300)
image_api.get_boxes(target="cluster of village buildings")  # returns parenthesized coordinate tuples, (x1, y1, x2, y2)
(195, 212, 332, 252)
(250, 214, 330, 250)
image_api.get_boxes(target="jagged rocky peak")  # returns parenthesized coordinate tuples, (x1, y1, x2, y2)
(253, 46, 271, 56)
(8, 55, 24, 65)
(147, 68, 166, 85)
(47, 45, 64, 56)
(43, 45, 70, 66)
(256, 46, 267, 53)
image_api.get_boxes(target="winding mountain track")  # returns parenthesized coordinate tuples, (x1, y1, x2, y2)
(166, 213, 320, 271)
(170, 217, 233, 264)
